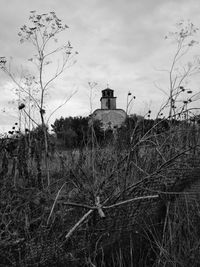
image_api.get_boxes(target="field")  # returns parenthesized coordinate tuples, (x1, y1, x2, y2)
(0, 119, 200, 267)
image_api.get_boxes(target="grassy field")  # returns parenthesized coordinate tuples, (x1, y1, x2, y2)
(0, 120, 200, 266)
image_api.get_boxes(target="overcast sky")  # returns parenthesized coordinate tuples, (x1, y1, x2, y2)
(0, 0, 200, 133)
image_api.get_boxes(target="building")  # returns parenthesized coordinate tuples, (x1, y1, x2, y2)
(92, 88, 126, 130)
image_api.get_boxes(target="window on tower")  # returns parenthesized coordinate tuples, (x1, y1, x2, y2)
(108, 98, 111, 109)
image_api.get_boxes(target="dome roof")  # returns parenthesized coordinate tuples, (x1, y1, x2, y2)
(102, 87, 114, 92)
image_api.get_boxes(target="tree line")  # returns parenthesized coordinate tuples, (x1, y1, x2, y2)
(51, 115, 175, 149)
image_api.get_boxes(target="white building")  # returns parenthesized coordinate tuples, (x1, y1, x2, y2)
(92, 88, 126, 130)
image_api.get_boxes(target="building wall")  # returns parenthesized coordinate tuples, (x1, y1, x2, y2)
(92, 109, 126, 130)
(101, 97, 116, 109)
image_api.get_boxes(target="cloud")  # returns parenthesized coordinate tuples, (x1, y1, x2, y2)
(0, 0, 200, 131)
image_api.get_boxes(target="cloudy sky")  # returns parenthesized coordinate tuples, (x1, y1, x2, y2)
(0, 0, 200, 133)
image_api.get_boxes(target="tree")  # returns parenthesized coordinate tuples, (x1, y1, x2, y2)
(52, 116, 108, 148)
(52, 116, 90, 148)
(0, 11, 77, 186)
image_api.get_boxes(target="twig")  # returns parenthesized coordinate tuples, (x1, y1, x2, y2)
(63, 195, 159, 211)
(47, 182, 67, 225)
(65, 209, 93, 240)
(109, 146, 198, 205)
(47, 90, 77, 123)
(130, 160, 149, 175)
(23, 109, 39, 126)
(103, 195, 159, 209)
(64, 195, 160, 241)
(63, 202, 94, 210)
(126, 145, 197, 193)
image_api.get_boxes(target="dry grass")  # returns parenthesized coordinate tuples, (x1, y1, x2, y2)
(0, 121, 200, 266)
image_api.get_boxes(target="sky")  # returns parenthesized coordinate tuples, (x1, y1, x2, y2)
(0, 0, 200, 133)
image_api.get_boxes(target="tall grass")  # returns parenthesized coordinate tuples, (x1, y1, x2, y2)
(0, 117, 200, 266)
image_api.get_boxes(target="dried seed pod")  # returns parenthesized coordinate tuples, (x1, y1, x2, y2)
(18, 103, 25, 110)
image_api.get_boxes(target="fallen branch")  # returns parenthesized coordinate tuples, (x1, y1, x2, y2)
(63, 202, 94, 209)
(65, 209, 93, 240)
(64, 194, 159, 240)
(103, 195, 159, 209)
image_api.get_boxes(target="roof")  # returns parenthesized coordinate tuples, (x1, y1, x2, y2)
(102, 87, 114, 92)
(93, 108, 126, 114)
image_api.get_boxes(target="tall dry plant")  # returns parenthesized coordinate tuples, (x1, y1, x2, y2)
(0, 11, 77, 186)
(157, 20, 200, 120)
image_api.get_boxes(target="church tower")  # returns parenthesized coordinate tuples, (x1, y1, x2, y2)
(100, 88, 116, 110)
(92, 87, 126, 130)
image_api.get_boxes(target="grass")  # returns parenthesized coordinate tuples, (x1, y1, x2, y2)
(0, 119, 200, 266)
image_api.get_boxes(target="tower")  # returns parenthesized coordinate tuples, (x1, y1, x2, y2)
(100, 88, 116, 110)
(91, 87, 126, 130)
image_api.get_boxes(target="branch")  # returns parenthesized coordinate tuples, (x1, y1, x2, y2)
(65, 209, 94, 240)
(47, 90, 77, 123)
(23, 109, 39, 126)
(64, 194, 159, 241)
(103, 195, 159, 209)
(47, 182, 68, 225)
(3, 68, 40, 109)
(63, 202, 94, 209)
(43, 62, 65, 91)
(154, 81, 169, 97)
(43, 46, 66, 59)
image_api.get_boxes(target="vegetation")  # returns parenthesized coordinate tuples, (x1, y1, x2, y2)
(0, 111, 200, 266)
(0, 13, 200, 267)
(52, 116, 105, 148)
(0, 10, 77, 186)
